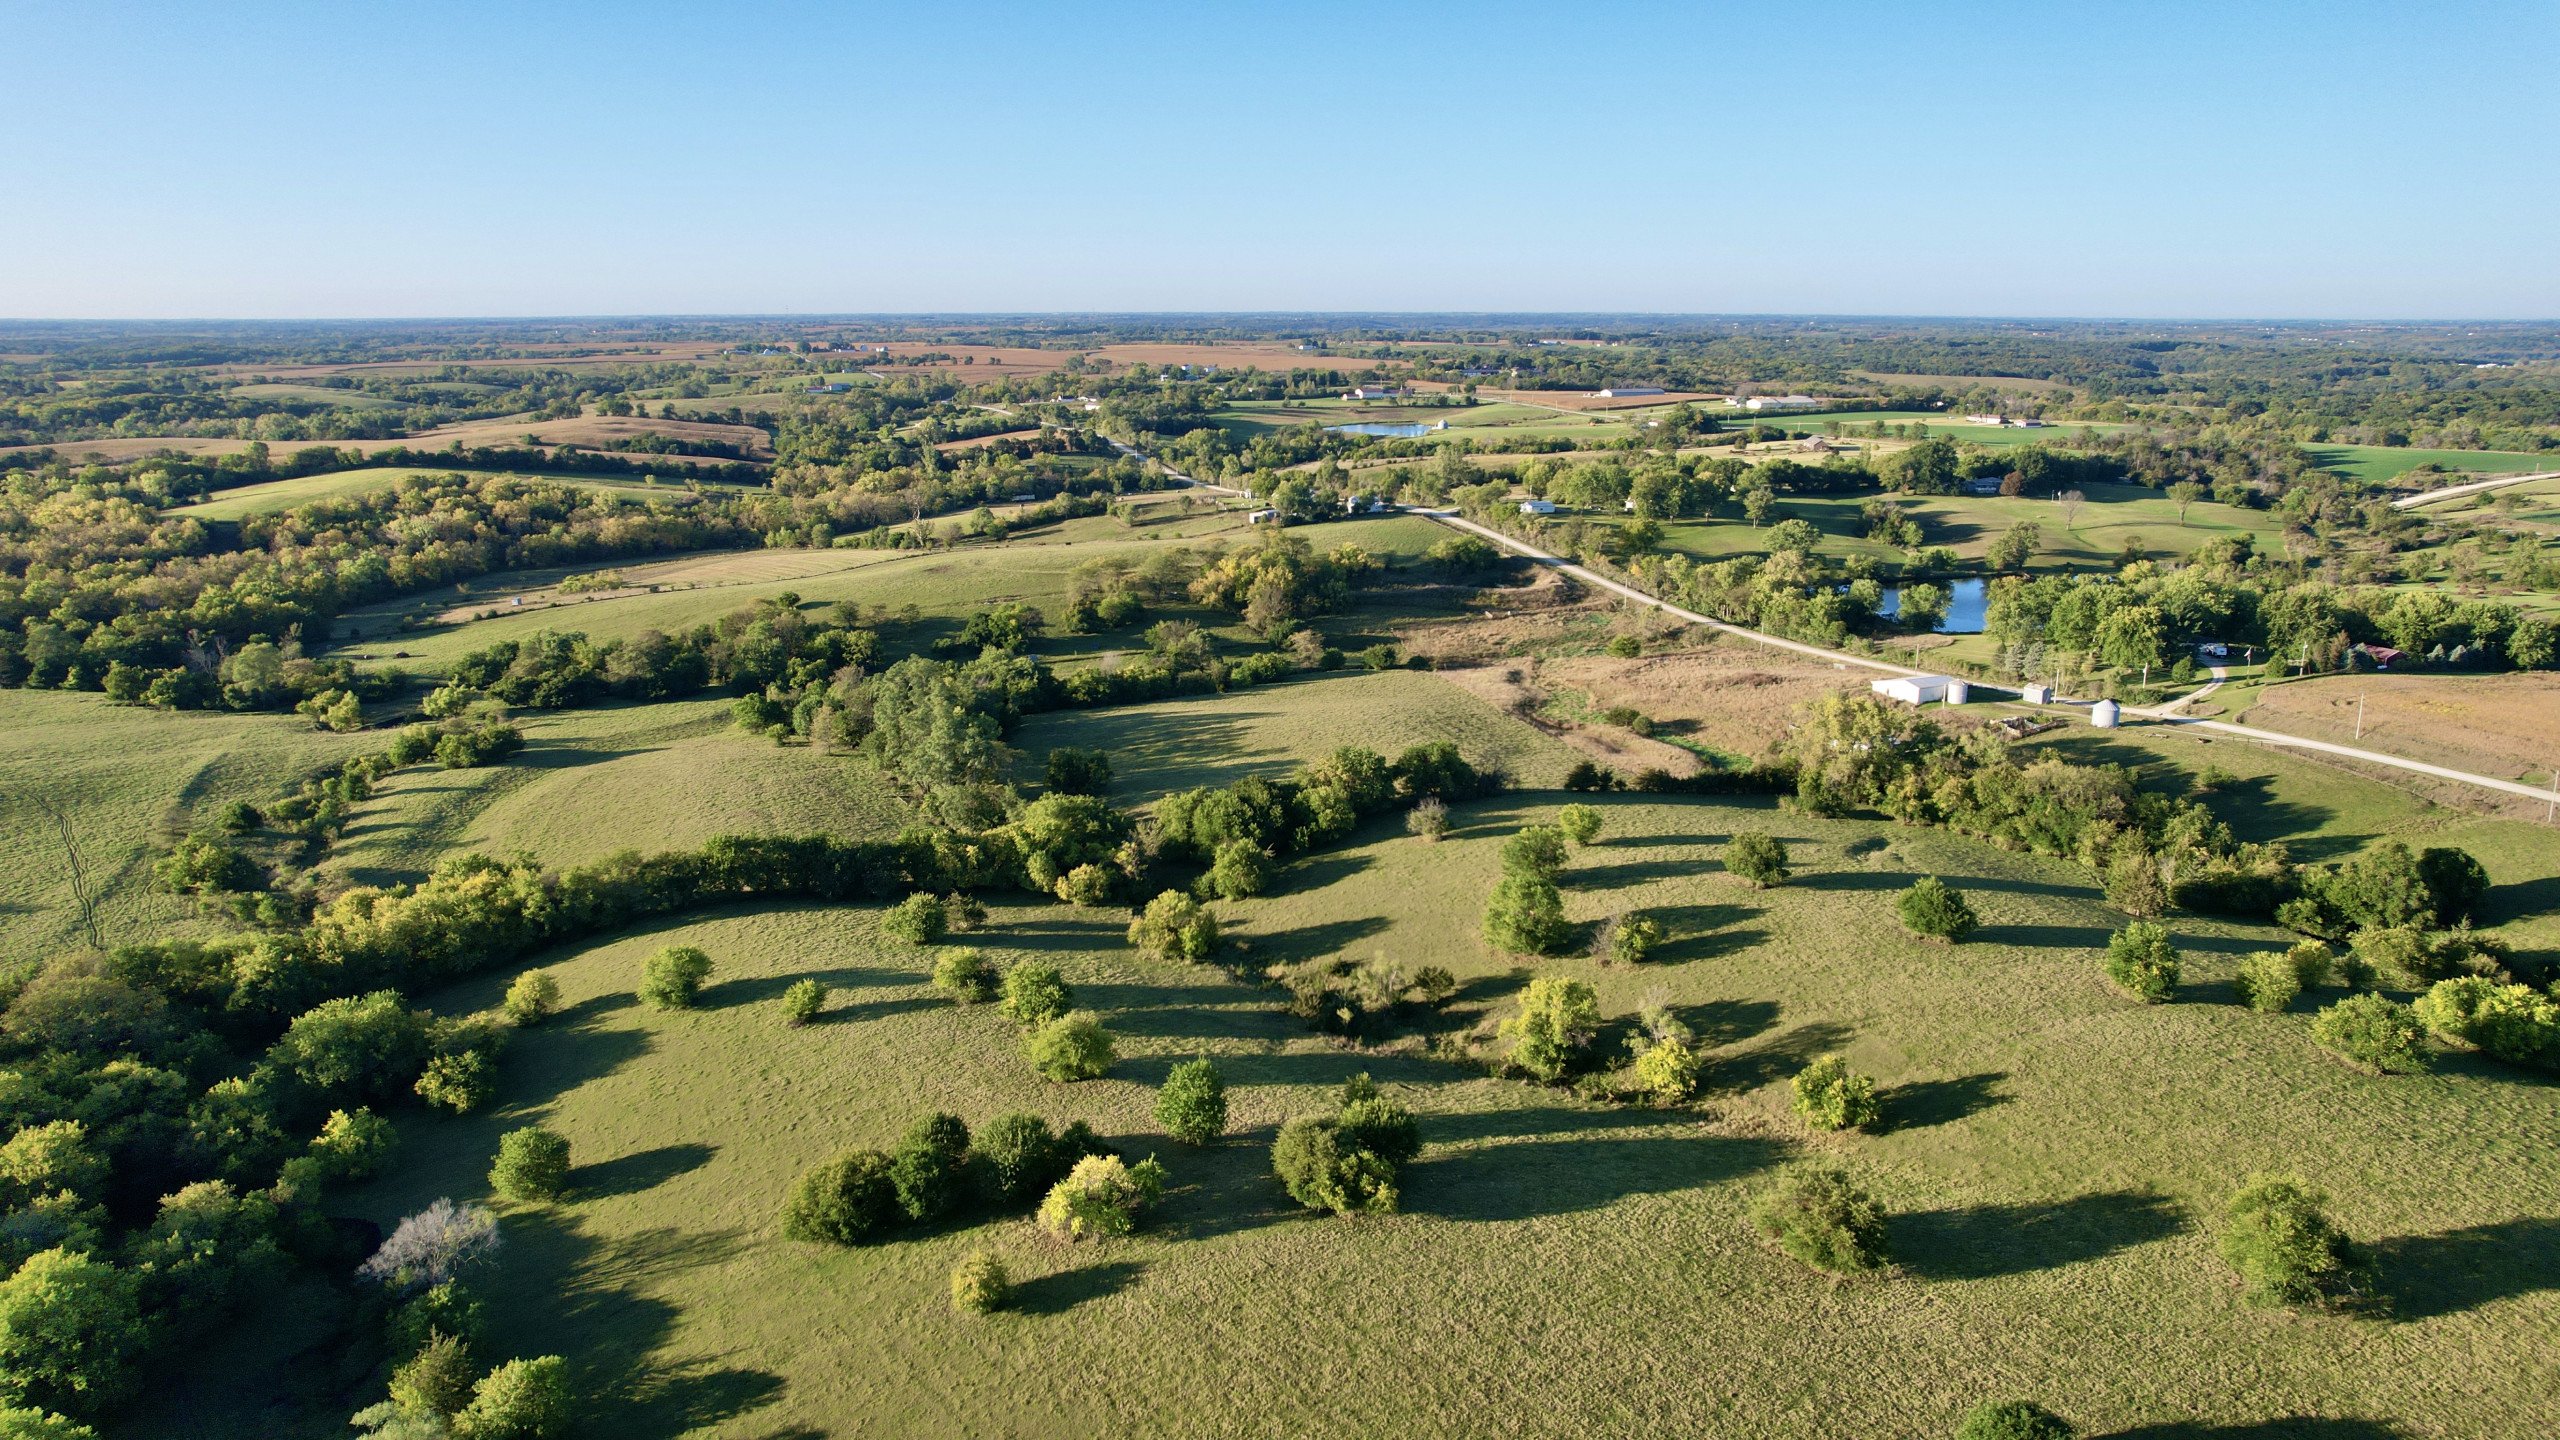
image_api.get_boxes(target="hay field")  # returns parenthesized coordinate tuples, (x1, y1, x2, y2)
(146, 787, 2560, 1439)
(2233, 674, 2560, 788)
(0, 690, 380, 958)
(2305, 444, 2555, 485)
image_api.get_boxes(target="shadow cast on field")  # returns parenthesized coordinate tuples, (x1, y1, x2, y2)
(577, 1142, 718, 1199)
(2099, 1414, 2396, 1424)
(1971, 922, 2114, 951)
(1409, 1128, 1789, 1222)
(2371, 1215, 2560, 1321)
(1010, 1260, 1147, 1315)
(1712, 1019, 1856, 1092)
(814, 994, 945, 1026)
(1245, 915, 1393, 965)
(1570, 857, 1709, 891)
(1291, 851, 1377, 891)
(1877, 1072, 2010, 1132)
(713, 966, 910, 1007)
(1892, 1190, 2186, 1280)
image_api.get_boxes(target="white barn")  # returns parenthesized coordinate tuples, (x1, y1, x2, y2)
(1871, 674, 1954, 705)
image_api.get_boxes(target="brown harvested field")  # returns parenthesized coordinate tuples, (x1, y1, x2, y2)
(207, 341, 730, 378)
(1543, 643, 1876, 762)
(0, 435, 259, 463)
(2234, 673, 2560, 786)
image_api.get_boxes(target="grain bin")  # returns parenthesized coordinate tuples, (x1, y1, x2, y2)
(1945, 678, 1970, 705)
(2091, 699, 2121, 729)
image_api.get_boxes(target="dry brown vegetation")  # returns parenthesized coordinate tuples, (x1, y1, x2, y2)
(2236, 673, 2560, 786)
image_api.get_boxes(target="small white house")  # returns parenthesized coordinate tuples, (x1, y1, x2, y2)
(2022, 682, 2055, 705)
(1519, 499, 1558, 516)
(1744, 394, 1822, 412)
(1246, 508, 1280, 524)
(1871, 674, 1953, 705)
(1344, 384, 1407, 401)
(1594, 386, 1665, 398)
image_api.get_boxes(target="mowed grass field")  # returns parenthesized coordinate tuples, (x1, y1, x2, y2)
(168, 467, 756, 522)
(2304, 444, 2556, 485)
(148, 774, 2560, 1438)
(1606, 480, 2285, 573)
(0, 690, 381, 956)
(327, 699, 913, 889)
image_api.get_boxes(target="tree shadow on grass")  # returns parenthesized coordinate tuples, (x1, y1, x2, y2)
(2371, 1216, 2560, 1321)
(712, 965, 911, 1007)
(2103, 1421, 2406, 1439)
(815, 994, 946, 1026)
(1971, 922, 2114, 951)
(1408, 1129, 1790, 1222)
(578, 1142, 718, 1199)
(1711, 1019, 1857, 1092)
(1291, 850, 1377, 891)
(514, 1005, 652, 1098)
(1892, 1190, 2187, 1280)
(1876, 1072, 2009, 1132)
(1242, 915, 1392, 965)
(1010, 1259, 1147, 1315)
(987, 918, 1130, 954)
(1570, 857, 1712, 890)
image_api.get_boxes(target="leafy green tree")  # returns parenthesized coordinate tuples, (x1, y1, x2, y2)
(971, 1115, 1072, 1205)
(1037, 1155, 1165, 1240)
(1897, 876, 1979, 942)
(487, 1128, 570, 1204)
(1156, 1059, 1229, 1145)
(780, 979, 827, 1026)
(1956, 1399, 2077, 1440)
(888, 1114, 972, 1223)
(451, 1354, 571, 1440)
(999, 963, 1073, 1028)
(1482, 872, 1570, 955)
(639, 947, 713, 1009)
(1634, 1037, 1702, 1104)
(1200, 839, 1273, 901)
(269, 991, 433, 1102)
(1604, 910, 1665, 965)
(1500, 976, 1600, 1082)
(2103, 921, 2180, 1002)
(415, 1052, 496, 1114)
(1128, 890, 1220, 962)
(2219, 1174, 2373, 1309)
(0, 1125, 104, 1208)
(1556, 804, 1603, 846)
(2310, 994, 2430, 1074)
(1791, 1055, 1881, 1131)
(780, 1150, 899, 1244)
(950, 1251, 1010, 1314)
(882, 893, 949, 945)
(1499, 825, 1571, 880)
(932, 949, 997, 1004)
(1026, 1011, 1115, 1082)
(1725, 831, 1791, 888)
(1750, 1169, 1889, 1274)
(386, 1331, 475, 1419)
(0, 1248, 145, 1417)
(2414, 976, 2560, 1067)
(1272, 1116, 1401, 1216)
(501, 972, 560, 1026)
(0, 1403, 100, 1439)
(2235, 950, 2303, 1013)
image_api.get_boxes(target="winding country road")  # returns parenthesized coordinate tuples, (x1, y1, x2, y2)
(2389, 470, 2560, 510)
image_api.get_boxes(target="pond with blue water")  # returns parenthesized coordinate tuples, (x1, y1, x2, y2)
(1326, 422, 1436, 438)
(1873, 576, 1989, 633)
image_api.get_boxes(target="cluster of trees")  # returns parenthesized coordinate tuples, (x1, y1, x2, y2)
(779, 1109, 1128, 1247)
(1271, 1074, 1421, 1216)
(445, 596, 878, 711)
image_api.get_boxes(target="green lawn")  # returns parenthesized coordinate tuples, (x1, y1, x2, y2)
(142, 778, 2560, 1439)
(2306, 444, 2556, 485)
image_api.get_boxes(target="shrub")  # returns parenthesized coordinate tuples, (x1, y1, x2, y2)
(2284, 939, 2334, 990)
(1500, 976, 1600, 1082)
(639, 946, 712, 1010)
(1792, 1053, 1882, 1131)
(1155, 1059, 1229, 1145)
(309, 1109, 400, 1186)
(1750, 1168, 1889, 1274)
(942, 892, 988, 933)
(1026, 1011, 1115, 1082)
(1599, 910, 1666, 965)
(932, 949, 998, 1004)
(501, 971, 560, 1026)
(1562, 759, 1623, 792)
(415, 1052, 497, 1114)
(1897, 876, 1978, 942)
(1053, 862, 1116, 907)
(1405, 797, 1450, 841)
(1724, 831, 1790, 888)
(1955, 1400, 2077, 1440)
(1606, 634, 1642, 659)
(999, 963, 1073, 1028)
(387, 1330, 476, 1419)
(1037, 1154, 1165, 1239)
(358, 1200, 501, 1293)
(780, 978, 827, 1025)
(780, 1150, 899, 1244)
(1499, 825, 1571, 880)
(2413, 977, 2558, 1067)
(1634, 1037, 1702, 1104)
(1200, 839, 1272, 901)
(487, 1128, 570, 1204)
(1557, 803, 1604, 846)
(972, 1114, 1077, 1205)
(1482, 872, 1570, 955)
(2103, 853, 2170, 918)
(889, 1113, 972, 1223)
(2220, 1174, 2373, 1309)
(2103, 921, 2180, 1002)
(451, 1354, 572, 1440)
(950, 1250, 1010, 1314)
(1045, 746, 1113, 796)
(0, 1248, 144, 1418)
(1128, 890, 1221, 962)
(882, 893, 949, 945)
(2234, 950, 2302, 1012)
(2310, 994, 2429, 1074)
(1272, 1116, 1401, 1215)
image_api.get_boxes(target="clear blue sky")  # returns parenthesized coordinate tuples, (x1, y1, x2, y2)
(5, 1, 2553, 319)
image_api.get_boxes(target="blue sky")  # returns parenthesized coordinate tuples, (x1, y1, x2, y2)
(4, 1, 2553, 319)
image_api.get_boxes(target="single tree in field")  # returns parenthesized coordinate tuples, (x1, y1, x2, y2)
(2055, 488, 2086, 529)
(2168, 481, 2206, 527)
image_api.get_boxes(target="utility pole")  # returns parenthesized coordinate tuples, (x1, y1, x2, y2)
(2355, 693, 2365, 741)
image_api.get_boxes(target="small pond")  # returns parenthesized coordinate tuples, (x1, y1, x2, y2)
(1873, 576, 1989, 634)
(1326, 422, 1435, 438)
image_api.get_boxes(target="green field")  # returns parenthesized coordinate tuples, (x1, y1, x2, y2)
(2305, 444, 2556, 485)
(169, 466, 751, 521)
(136, 749, 2560, 1439)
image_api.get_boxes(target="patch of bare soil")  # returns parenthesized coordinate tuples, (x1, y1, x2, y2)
(1436, 662, 1704, 778)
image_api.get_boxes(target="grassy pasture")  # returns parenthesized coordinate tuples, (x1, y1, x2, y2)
(0, 690, 380, 958)
(2305, 444, 2555, 485)
(168, 466, 748, 522)
(146, 776, 2560, 1439)
(327, 700, 912, 889)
